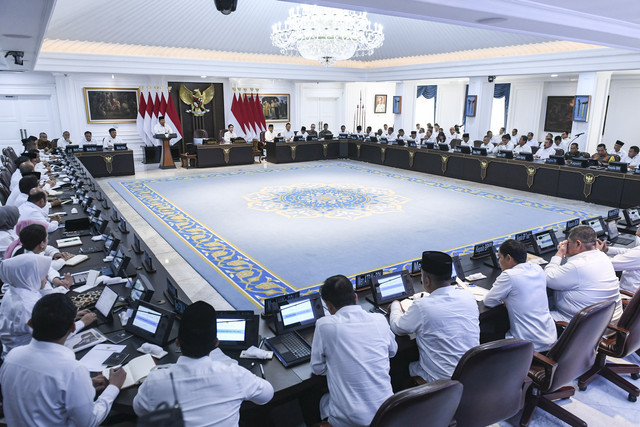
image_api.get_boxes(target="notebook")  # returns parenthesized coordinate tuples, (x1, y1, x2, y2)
(101, 353, 156, 389)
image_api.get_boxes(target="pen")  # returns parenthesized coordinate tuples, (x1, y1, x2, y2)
(259, 363, 265, 379)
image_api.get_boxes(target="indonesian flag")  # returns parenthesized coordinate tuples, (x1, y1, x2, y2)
(164, 89, 183, 144)
(240, 94, 253, 139)
(153, 92, 161, 129)
(245, 94, 257, 140)
(254, 94, 266, 132)
(144, 92, 156, 146)
(230, 92, 246, 137)
(137, 90, 150, 146)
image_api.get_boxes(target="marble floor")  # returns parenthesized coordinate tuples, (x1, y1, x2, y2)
(97, 159, 640, 427)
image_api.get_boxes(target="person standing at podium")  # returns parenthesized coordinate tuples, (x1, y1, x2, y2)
(222, 124, 237, 143)
(153, 116, 173, 136)
(102, 128, 122, 149)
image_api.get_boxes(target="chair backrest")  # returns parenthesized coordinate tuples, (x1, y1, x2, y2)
(546, 301, 615, 390)
(6, 147, 17, 161)
(554, 148, 565, 156)
(0, 169, 11, 188)
(450, 138, 461, 148)
(369, 379, 463, 427)
(260, 131, 265, 143)
(193, 129, 208, 138)
(218, 129, 225, 142)
(451, 339, 533, 427)
(616, 291, 640, 357)
(473, 140, 482, 148)
(51, 138, 59, 148)
(0, 185, 9, 205)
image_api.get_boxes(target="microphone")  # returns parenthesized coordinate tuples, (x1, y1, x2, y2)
(575, 132, 584, 137)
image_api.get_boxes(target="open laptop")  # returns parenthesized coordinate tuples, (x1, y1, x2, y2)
(263, 293, 325, 368)
(606, 220, 636, 246)
(215, 311, 260, 351)
(93, 286, 120, 324)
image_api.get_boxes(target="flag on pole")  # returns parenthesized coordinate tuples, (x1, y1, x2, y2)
(164, 89, 182, 144)
(144, 91, 155, 145)
(231, 92, 246, 136)
(247, 94, 259, 139)
(254, 94, 266, 132)
(137, 90, 150, 146)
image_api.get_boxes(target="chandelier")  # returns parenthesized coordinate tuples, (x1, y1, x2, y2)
(271, 5, 384, 66)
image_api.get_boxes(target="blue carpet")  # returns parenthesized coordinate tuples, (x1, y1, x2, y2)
(111, 160, 604, 310)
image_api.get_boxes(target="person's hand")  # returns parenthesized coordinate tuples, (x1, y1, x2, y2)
(76, 309, 91, 320)
(51, 214, 62, 223)
(60, 272, 73, 289)
(80, 312, 97, 327)
(596, 239, 609, 253)
(555, 240, 568, 258)
(108, 367, 127, 389)
(53, 252, 73, 261)
(92, 374, 108, 392)
(49, 198, 61, 207)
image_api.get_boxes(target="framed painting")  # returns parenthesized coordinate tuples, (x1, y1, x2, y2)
(573, 95, 591, 122)
(374, 94, 387, 114)
(544, 96, 574, 132)
(261, 94, 290, 123)
(83, 88, 139, 123)
(393, 96, 402, 114)
(465, 95, 477, 117)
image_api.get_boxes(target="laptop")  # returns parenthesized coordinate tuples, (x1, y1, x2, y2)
(606, 220, 636, 246)
(63, 217, 92, 237)
(215, 311, 260, 351)
(368, 270, 413, 310)
(94, 286, 120, 324)
(264, 293, 325, 368)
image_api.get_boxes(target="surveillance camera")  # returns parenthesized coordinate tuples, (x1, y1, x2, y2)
(488, 76, 496, 83)
(4, 51, 24, 66)
(214, 0, 237, 15)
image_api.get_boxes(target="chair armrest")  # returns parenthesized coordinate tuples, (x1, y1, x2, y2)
(620, 290, 635, 298)
(600, 323, 630, 357)
(411, 375, 427, 385)
(555, 321, 569, 337)
(529, 351, 558, 391)
(555, 321, 569, 328)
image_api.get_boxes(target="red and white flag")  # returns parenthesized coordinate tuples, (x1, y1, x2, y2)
(144, 92, 156, 145)
(254, 94, 266, 132)
(230, 92, 245, 137)
(137, 90, 151, 146)
(163, 89, 182, 144)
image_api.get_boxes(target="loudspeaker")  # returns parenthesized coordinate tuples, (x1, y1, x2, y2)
(214, 0, 237, 14)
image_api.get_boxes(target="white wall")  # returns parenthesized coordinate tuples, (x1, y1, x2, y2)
(300, 82, 345, 134)
(507, 81, 544, 142)
(344, 82, 396, 133)
(602, 77, 640, 151)
(435, 82, 466, 130)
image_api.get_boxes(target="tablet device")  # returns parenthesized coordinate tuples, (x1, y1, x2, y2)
(607, 209, 620, 221)
(215, 311, 260, 350)
(95, 286, 119, 320)
(273, 293, 325, 335)
(124, 301, 175, 346)
(354, 269, 383, 291)
(582, 216, 606, 237)
(370, 270, 413, 307)
(104, 234, 120, 254)
(263, 292, 300, 315)
(623, 207, 640, 226)
(130, 274, 154, 303)
(531, 230, 559, 255)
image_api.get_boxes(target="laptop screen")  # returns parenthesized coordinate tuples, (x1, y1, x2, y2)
(372, 271, 412, 306)
(534, 232, 555, 250)
(275, 293, 324, 334)
(281, 299, 315, 327)
(132, 305, 162, 334)
(95, 286, 118, 318)
(584, 217, 604, 235)
(607, 220, 619, 239)
(217, 319, 246, 341)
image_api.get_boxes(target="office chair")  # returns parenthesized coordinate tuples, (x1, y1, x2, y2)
(450, 339, 533, 427)
(520, 301, 616, 427)
(578, 290, 640, 402)
(369, 379, 463, 427)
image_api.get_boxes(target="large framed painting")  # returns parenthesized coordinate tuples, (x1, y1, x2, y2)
(261, 94, 290, 123)
(374, 94, 387, 114)
(83, 88, 139, 123)
(544, 96, 574, 132)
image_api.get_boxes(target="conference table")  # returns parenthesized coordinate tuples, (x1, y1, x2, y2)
(264, 139, 640, 208)
(195, 142, 255, 168)
(73, 149, 135, 178)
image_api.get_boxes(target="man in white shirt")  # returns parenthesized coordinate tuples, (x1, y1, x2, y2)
(511, 128, 520, 143)
(311, 275, 397, 426)
(598, 227, 640, 292)
(80, 130, 94, 145)
(299, 126, 309, 140)
(134, 301, 273, 426)
(264, 124, 276, 142)
(339, 125, 348, 134)
(552, 135, 567, 153)
(424, 129, 436, 143)
(418, 127, 426, 139)
(514, 136, 532, 154)
(18, 189, 60, 232)
(447, 127, 460, 142)
(153, 115, 173, 136)
(102, 128, 123, 148)
(6, 175, 39, 207)
(222, 124, 237, 143)
(390, 251, 479, 382)
(19, 224, 74, 287)
(622, 145, 640, 169)
(58, 130, 73, 146)
(355, 125, 364, 136)
(535, 138, 556, 160)
(526, 132, 539, 147)
(0, 293, 126, 426)
(612, 140, 627, 160)
(281, 122, 295, 141)
(484, 239, 557, 352)
(460, 133, 473, 147)
(492, 135, 513, 153)
(9, 159, 33, 191)
(561, 131, 571, 147)
(545, 225, 623, 323)
(479, 136, 495, 153)
(395, 129, 406, 143)
(367, 126, 375, 138)
(386, 126, 397, 142)
(487, 130, 500, 144)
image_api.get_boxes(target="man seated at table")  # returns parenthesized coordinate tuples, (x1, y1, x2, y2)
(484, 239, 557, 352)
(340, 125, 348, 134)
(409, 130, 418, 142)
(36, 132, 53, 152)
(281, 122, 295, 142)
(16, 223, 74, 288)
(18, 188, 61, 233)
(460, 133, 472, 147)
(513, 135, 531, 155)
(222, 124, 237, 143)
(552, 135, 567, 153)
(622, 145, 640, 169)
(526, 132, 538, 147)
(423, 129, 436, 143)
(478, 135, 495, 153)
(535, 137, 556, 160)
(59, 130, 73, 146)
(311, 275, 397, 426)
(102, 128, 123, 149)
(153, 115, 173, 136)
(80, 130, 94, 145)
(395, 128, 406, 143)
(492, 134, 513, 153)
(591, 143, 617, 165)
(308, 123, 318, 137)
(0, 293, 126, 426)
(386, 126, 396, 141)
(390, 251, 479, 382)
(355, 125, 364, 136)
(564, 142, 590, 160)
(264, 124, 276, 142)
(6, 174, 38, 207)
(612, 140, 627, 160)
(545, 225, 623, 323)
(598, 226, 640, 293)
(299, 126, 309, 140)
(134, 301, 273, 425)
(319, 123, 332, 139)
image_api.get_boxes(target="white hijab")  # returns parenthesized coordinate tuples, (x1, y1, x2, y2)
(0, 253, 51, 293)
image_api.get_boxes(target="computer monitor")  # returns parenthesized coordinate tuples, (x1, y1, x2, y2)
(104, 234, 119, 254)
(568, 157, 589, 168)
(497, 150, 513, 159)
(564, 217, 581, 233)
(130, 274, 155, 303)
(95, 286, 119, 320)
(471, 147, 487, 156)
(515, 152, 533, 161)
(131, 233, 143, 254)
(274, 293, 325, 335)
(607, 162, 628, 173)
(623, 207, 640, 226)
(263, 291, 301, 315)
(546, 155, 565, 165)
(437, 143, 450, 152)
(424, 142, 435, 150)
(455, 145, 471, 154)
(531, 230, 559, 255)
(607, 209, 620, 221)
(215, 311, 260, 350)
(370, 270, 413, 307)
(142, 250, 156, 273)
(165, 278, 178, 303)
(124, 301, 175, 346)
(582, 216, 606, 237)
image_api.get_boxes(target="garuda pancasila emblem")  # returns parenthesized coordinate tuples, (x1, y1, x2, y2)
(179, 84, 215, 116)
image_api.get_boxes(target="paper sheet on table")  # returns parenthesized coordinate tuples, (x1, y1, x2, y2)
(527, 254, 548, 265)
(465, 273, 486, 281)
(79, 344, 126, 372)
(456, 277, 489, 301)
(400, 291, 429, 312)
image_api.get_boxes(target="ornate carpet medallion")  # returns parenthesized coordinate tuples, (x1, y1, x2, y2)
(245, 183, 410, 219)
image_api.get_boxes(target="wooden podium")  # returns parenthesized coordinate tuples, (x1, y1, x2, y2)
(154, 133, 177, 169)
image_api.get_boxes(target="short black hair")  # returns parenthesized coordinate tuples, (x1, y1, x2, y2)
(158, 116, 165, 120)
(597, 143, 606, 149)
(31, 294, 77, 342)
(13, 155, 30, 169)
(499, 239, 527, 264)
(19, 175, 39, 195)
(27, 188, 47, 204)
(84, 131, 92, 136)
(19, 223, 48, 251)
(569, 225, 597, 248)
(179, 301, 217, 358)
(554, 135, 562, 142)
(320, 275, 356, 310)
(108, 128, 116, 133)
(268, 124, 274, 128)
(630, 145, 639, 154)
(388, 127, 394, 132)
(571, 142, 579, 148)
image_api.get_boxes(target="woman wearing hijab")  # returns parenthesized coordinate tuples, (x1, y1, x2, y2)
(0, 254, 96, 358)
(0, 206, 20, 256)
(4, 219, 71, 261)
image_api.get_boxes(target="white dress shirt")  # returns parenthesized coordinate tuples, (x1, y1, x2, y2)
(460, 138, 473, 147)
(527, 139, 539, 147)
(223, 131, 237, 143)
(264, 130, 276, 142)
(613, 148, 627, 160)
(490, 136, 501, 144)
(5, 186, 27, 207)
(484, 263, 557, 352)
(311, 305, 397, 427)
(608, 239, 640, 292)
(134, 348, 273, 426)
(536, 146, 557, 160)
(390, 286, 479, 382)
(9, 169, 21, 191)
(282, 129, 295, 141)
(80, 138, 94, 145)
(19, 201, 58, 232)
(514, 144, 532, 154)
(0, 339, 120, 426)
(299, 132, 309, 140)
(387, 132, 397, 141)
(545, 250, 622, 323)
(622, 154, 640, 168)
(153, 123, 173, 135)
(102, 136, 123, 147)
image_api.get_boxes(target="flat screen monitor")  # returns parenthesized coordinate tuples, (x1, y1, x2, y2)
(531, 230, 559, 255)
(564, 218, 580, 233)
(607, 161, 628, 173)
(95, 286, 119, 318)
(471, 147, 487, 156)
(322, 133, 333, 140)
(624, 207, 640, 226)
(424, 142, 435, 150)
(130, 274, 154, 303)
(104, 234, 119, 254)
(438, 143, 450, 152)
(371, 270, 413, 306)
(455, 145, 471, 154)
(582, 217, 606, 237)
(546, 155, 565, 165)
(607, 209, 620, 221)
(515, 152, 533, 161)
(215, 311, 260, 350)
(274, 293, 325, 335)
(124, 301, 175, 346)
(497, 150, 513, 159)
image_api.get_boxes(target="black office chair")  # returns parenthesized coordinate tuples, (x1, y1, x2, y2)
(370, 379, 463, 427)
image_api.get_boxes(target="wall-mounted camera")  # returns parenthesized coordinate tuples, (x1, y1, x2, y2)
(214, 0, 237, 15)
(488, 76, 496, 83)
(4, 51, 24, 66)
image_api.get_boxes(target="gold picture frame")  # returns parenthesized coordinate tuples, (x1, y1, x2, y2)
(260, 94, 290, 123)
(83, 87, 140, 124)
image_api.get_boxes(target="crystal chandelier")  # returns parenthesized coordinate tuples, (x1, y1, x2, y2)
(271, 5, 384, 66)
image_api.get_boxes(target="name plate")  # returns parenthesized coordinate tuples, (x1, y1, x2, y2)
(472, 241, 494, 259)
(514, 230, 533, 244)
(472, 147, 487, 156)
(607, 162, 628, 173)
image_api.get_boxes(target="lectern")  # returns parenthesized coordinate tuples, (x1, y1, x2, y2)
(154, 133, 177, 169)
